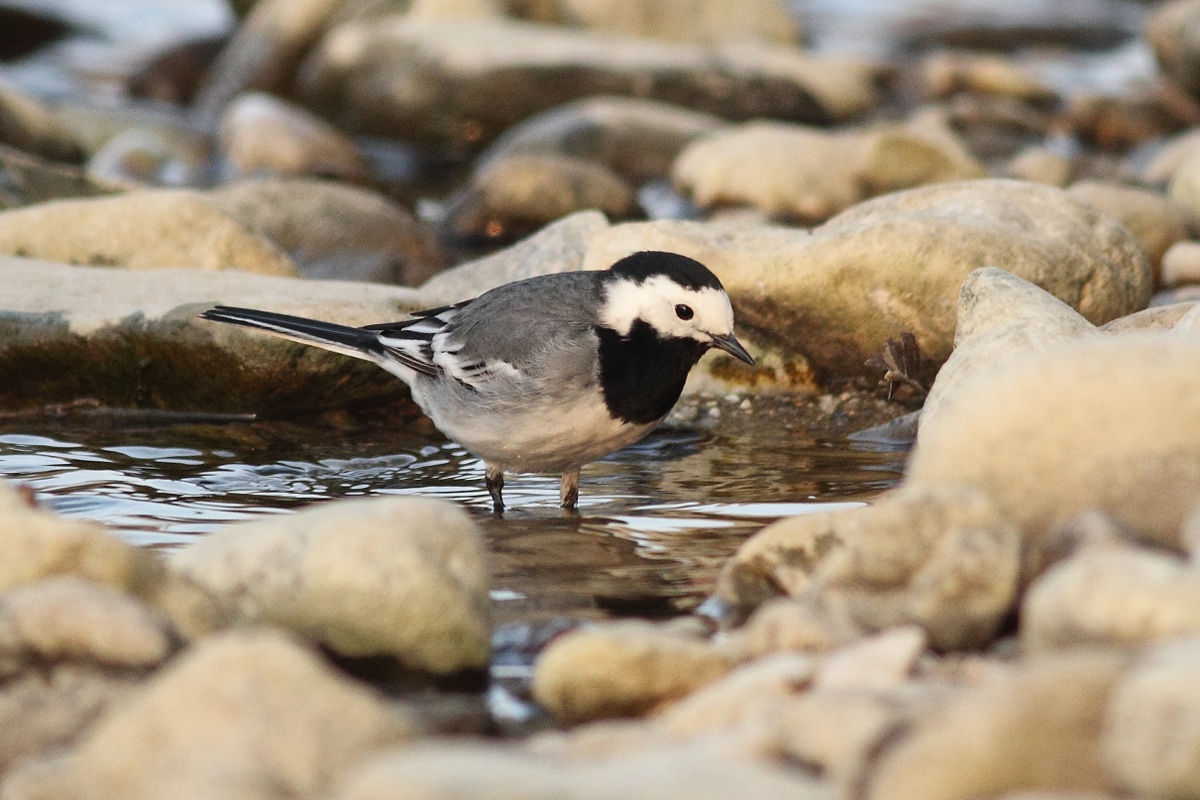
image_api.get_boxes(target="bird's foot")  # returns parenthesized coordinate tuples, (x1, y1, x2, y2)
(485, 464, 505, 514)
(559, 468, 580, 509)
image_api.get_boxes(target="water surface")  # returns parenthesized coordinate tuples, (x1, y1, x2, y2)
(0, 406, 906, 626)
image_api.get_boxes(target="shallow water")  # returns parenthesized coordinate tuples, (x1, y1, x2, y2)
(0, 407, 906, 627)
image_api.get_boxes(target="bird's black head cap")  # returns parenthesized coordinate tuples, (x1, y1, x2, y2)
(606, 251, 724, 292)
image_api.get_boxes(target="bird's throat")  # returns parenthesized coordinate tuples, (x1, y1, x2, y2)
(595, 320, 708, 425)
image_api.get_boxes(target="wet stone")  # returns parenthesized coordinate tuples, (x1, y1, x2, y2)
(298, 17, 862, 150)
(476, 96, 725, 183)
(439, 154, 638, 245)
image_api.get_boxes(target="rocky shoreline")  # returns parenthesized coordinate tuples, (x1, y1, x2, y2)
(4, 0, 1200, 797)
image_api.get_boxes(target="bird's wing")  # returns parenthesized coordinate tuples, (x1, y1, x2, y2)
(369, 301, 523, 389)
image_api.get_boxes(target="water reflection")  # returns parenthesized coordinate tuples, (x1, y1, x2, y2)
(0, 414, 906, 619)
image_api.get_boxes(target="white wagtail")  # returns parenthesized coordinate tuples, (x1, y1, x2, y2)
(200, 251, 754, 511)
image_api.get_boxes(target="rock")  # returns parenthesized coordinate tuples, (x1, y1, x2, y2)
(126, 33, 228, 106)
(1161, 240, 1200, 287)
(0, 481, 230, 639)
(0, 579, 172, 676)
(556, 0, 801, 45)
(87, 128, 210, 187)
(171, 496, 490, 674)
(5, 630, 415, 800)
(723, 597, 863, 660)
(0, 189, 297, 275)
(219, 92, 368, 181)
(439, 154, 637, 245)
(333, 741, 830, 800)
(0, 76, 83, 164)
(532, 620, 735, 723)
(417, 209, 608, 304)
(207, 178, 445, 284)
(712, 485, 1021, 650)
(1146, 0, 1200, 101)
(1103, 637, 1200, 797)
(194, 0, 352, 119)
(0, 256, 423, 415)
(0, 481, 161, 596)
(866, 653, 1129, 800)
(672, 120, 984, 223)
(1067, 181, 1191, 276)
(0, 144, 118, 210)
(476, 96, 725, 182)
(1006, 146, 1074, 187)
(922, 52, 1057, 104)
(1139, 128, 1200, 185)
(910, 329, 1200, 557)
(408, 0, 506, 19)
(654, 653, 816, 736)
(0, 578, 171, 772)
(0, 664, 145, 776)
(918, 268, 1101, 436)
(1023, 544, 1200, 652)
(1167, 135, 1200, 217)
(1100, 300, 1200, 333)
(298, 18, 870, 150)
(583, 180, 1152, 379)
(812, 626, 926, 691)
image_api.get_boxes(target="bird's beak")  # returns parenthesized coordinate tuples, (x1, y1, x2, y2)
(709, 332, 755, 365)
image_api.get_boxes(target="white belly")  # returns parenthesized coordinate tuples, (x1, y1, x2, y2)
(413, 384, 656, 474)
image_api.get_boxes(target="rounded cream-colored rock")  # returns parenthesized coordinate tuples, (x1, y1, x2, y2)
(557, 0, 801, 45)
(219, 91, 368, 181)
(922, 52, 1057, 104)
(1068, 181, 1191, 274)
(0, 482, 161, 595)
(867, 653, 1129, 800)
(0, 76, 83, 163)
(584, 180, 1152, 378)
(713, 484, 1021, 650)
(1146, 0, 1200, 100)
(207, 178, 445, 284)
(1161, 240, 1200, 287)
(532, 620, 735, 723)
(1007, 146, 1073, 186)
(0, 579, 171, 675)
(0, 190, 297, 275)
(673, 120, 983, 223)
(1103, 637, 1200, 796)
(171, 496, 490, 674)
(5, 630, 415, 800)
(907, 333, 1200, 554)
(1022, 545, 1200, 652)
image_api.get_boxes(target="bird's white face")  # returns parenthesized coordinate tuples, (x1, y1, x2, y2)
(599, 275, 736, 343)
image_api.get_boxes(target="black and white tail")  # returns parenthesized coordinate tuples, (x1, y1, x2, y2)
(199, 306, 384, 361)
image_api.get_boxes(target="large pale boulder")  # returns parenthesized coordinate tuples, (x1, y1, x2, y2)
(907, 332, 1200, 556)
(673, 120, 984, 223)
(171, 496, 491, 674)
(583, 180, 1152, 378)
(711, 485, 1021, 650)
(866, 653, 1128, 800)
(556, 0, 801, 45)
(4, 630, 415, 800)
(0, 190, 297, 275)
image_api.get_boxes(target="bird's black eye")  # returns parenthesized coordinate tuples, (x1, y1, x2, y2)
(675, 304, 694, 320)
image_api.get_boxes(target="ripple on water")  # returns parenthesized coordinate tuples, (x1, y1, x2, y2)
(0, 416, 906, 619)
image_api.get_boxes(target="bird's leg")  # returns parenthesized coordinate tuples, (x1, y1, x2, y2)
(485, 464, 505, 514)
(559, 468, 580, 509)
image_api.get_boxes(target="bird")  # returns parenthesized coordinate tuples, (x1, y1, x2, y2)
(199, 250, 755, 512)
